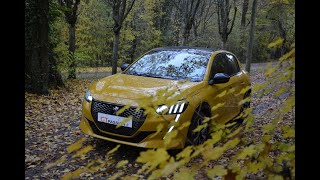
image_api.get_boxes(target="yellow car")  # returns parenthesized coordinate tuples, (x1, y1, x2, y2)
(80, 47, 251, 149)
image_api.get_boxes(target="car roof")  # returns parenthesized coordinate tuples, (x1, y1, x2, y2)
(149, 46, 215, 54)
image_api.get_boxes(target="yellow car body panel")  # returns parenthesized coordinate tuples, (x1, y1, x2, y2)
(80, 48, 251, 149)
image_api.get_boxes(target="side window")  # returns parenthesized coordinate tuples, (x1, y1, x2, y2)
(210, 53, 228, 79)
(226, 54, 240, 76)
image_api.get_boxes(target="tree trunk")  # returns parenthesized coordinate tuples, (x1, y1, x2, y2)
(245, 0, 258, 73)
(217, 0, 237, 50)
(222, 40, 226, 49)
(68, 24, 76, 79)
(26, 0, 50, 95)
(240, 0, 249, 61)
(181, 29, 189, 46)
(112, 31, 120, 74)
(130, 38, 137, 63)
(49, 52, 64, 88)
(241, 0, 249, 28)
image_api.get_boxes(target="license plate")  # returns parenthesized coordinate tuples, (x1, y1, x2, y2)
(97, 112, 132, 128)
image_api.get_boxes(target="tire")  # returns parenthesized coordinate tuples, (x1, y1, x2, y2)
(185, 110, 210, 146)
(237, 90, 252, 125)
(240, 90, 251, 115)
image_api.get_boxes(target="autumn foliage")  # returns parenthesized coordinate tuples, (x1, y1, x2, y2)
(25, 40, 295, 179)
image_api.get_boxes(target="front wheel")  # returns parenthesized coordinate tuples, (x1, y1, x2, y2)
(185, 111, 210, 146)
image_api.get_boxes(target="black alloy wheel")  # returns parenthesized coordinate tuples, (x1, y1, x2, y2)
(186, 110, 210, 146)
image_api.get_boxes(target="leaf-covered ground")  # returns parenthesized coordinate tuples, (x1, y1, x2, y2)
(25, 63, 294, 179)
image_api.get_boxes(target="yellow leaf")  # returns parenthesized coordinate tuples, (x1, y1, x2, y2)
(136, 148, 170, 173)
(274, 86, 289, 98)
(149, 123, 164, 138)
(177, 121, 191, 131)
(116, 115, 133, 128)
(217, 90, 227, 98)
(115, 104, 131, 115)
(122, 176, 138, 180)
(279, 48, 295, 62)
(67, 138, 86, 153)
(253, 82, 267, 92)
(235, 86, 251, 97)
(282, 96, 295, 113)
(164, 129, 178, 146)
(206, 165, 227, 178)
(116, 160, 128, 168)
(44, 155, 66, 170)
(107, 144, 121, 155)
(61, 167, 87, 180)
(268, 38, 284, 48)
(202, 146, 224, 160)
(176, 146, 193, 160)
(72, 145, 93, 159)
(268, 174, 284, 180)
(224, 137, 240, 149)
(109, 171, 124, 180)
(211, 103, 225, 112)
(238, 97, 251, 106)
(264, 66, 277, 77)
(247, 162, 264, 173)
(282, 126, 295, 138)
(192, 123, 208, 133)
(173, 167, 194, 180)
(237, 145, 256, 159)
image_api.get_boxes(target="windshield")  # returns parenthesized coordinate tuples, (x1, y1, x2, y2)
(125, 49, 212, 82)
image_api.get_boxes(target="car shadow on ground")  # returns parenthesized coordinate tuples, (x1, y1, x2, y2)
(86, 137, 145, 162)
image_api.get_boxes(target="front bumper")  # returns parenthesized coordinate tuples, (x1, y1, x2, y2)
(80, 116, 186, 149)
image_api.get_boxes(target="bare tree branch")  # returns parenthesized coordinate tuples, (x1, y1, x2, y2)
(227, 6, 237, 35)
(123, 0, 136, 22)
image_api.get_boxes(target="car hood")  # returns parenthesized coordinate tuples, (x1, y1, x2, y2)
(89, 73, 205, 104)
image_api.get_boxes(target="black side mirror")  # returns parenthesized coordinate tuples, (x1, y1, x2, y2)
(120, 63, 130, 71)
(208, 73, 230, 85)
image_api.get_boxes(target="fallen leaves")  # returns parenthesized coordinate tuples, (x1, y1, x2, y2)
(25, 63, 295, 179)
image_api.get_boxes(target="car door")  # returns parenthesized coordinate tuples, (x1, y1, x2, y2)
(224, 53, 243, 117)
(207, 53, 233, 124)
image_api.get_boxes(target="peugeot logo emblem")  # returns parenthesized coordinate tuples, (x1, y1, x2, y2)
(113, 106, 119, 111)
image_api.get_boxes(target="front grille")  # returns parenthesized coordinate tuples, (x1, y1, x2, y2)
(88, 120, 154, 143)
(91, 99, 146, 136)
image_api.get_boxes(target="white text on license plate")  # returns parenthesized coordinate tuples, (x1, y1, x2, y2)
(97, 112, 132, 128)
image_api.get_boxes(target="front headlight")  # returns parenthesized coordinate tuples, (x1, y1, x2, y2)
(156, 101, 188, 115)
(84, 89, 93, 102)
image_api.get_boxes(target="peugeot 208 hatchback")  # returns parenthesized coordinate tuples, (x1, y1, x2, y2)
(80, 47, 251, 149)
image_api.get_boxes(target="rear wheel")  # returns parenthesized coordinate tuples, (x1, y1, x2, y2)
(236, 90, 252, 126)
(186, 110, 210, 146)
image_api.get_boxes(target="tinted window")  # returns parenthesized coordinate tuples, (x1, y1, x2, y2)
(210, 54, 228, 78)
(210, 53, 240, 78)
(126, 49, 212, 82)
(226, 54, 240, 75)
